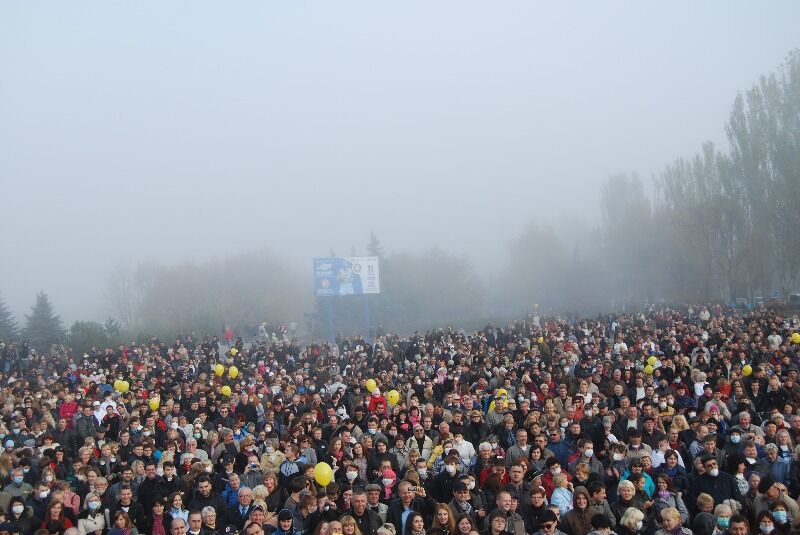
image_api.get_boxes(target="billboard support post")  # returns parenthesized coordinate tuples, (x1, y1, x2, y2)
(363, 294, 370, 342)
(327, 296, 335, 344)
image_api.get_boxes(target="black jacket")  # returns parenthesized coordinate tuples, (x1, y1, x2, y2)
(188, 492, 227, 516)
(341, 508, 382, 535)
(110, 501, 147, 531)
(386, 495, 437, 533)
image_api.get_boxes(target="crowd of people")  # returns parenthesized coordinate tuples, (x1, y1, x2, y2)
(0, 305, 799, 535)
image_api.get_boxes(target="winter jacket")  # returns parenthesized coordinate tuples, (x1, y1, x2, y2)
(561, 488, 600, 535)
(77, 512, 106, 535)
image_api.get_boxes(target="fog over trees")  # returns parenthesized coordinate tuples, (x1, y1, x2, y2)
(3, 51, 799, 346)
(2, 4, 799, 348)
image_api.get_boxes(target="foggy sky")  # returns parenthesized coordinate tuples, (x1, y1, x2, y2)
(1, 1, 799, 324)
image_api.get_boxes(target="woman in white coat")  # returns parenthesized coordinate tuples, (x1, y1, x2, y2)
(77, 493, 106, 535)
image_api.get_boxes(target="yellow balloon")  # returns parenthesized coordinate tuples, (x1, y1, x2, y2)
(538, 337, 544, 344)
(228, 366, 239, 379)
(221, 385, 232, 397)
(644, 365, 654, 374)
(149, 398, 160, 411)
(114, 380, 122, 392)
(365, 379, 377, 393)
(387, 390, 400, 405)
(120, 381, 130, 393)
(314, 462, 334, 486)
(792, 333, 800, 344)
(214, 364, 225, 377)
(230, 348, 238, 356)
(647, 356, 657, 366)
(743, 364, 753, 377)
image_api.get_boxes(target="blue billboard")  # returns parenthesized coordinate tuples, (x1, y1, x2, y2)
(314, 257, 381, 297)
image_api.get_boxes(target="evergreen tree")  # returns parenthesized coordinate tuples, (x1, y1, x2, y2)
(104, 317, 121, 339)
(0, 293, 18, 341)
(366, 232, 385, 259)
(22, 292, 66, 351)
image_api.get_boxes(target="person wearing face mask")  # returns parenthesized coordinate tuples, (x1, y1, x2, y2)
(541, 458, 572, 501)
(752, 476, 800, 521)
(25, 482, 52, 521)
(78, 493, 106, 535)
(3, 468, 33, 499)
(688, 456, 742, 515)
(293, 493, 321, 535)
(380, 469, 398, 503)
(615, 508, 644, 535)
(769, 504, 790, 535)
(432, 457, 462, 503)
(341, 464, 368, 492)
(756, 511, 777, 535)
(701, 503, 733, 535)
(8, 496, 37, 535)
(569, 440, 604, 476)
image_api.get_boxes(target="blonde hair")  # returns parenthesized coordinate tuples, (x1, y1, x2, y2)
(553, 473, 568, 487)
(661, 507, 681, 522)
(252, 485, 268, 502)
(697, 493, 714, 510)
(574, 463, 590, 479)
(671, 415, 689, 431)
(340, 515, 364, 535)
(620, 508, 644, 530)
(617, 480, 635, 493)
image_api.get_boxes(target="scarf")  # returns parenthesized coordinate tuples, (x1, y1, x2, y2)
(152, 514, 166, 535)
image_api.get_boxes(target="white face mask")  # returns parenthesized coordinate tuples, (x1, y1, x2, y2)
(550, 467, 561, 475)
(468, 481, 476, 490)
(417, 468, 427, 477)
(12, 505, 24, 515)
(613, 453, 624, 461)
(382, 478, 393, 487)
(584, 449, 594, 458)
(709, 468, 719, 477)
(445, 465, 456, 475)
(346, 471, 358, 481)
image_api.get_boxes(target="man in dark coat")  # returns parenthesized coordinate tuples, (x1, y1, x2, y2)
(387, 481, 437, 534)
(341, 490, 382, 535)
(688, 456, 742, 514)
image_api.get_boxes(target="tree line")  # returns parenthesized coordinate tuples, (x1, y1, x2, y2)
(2, 50, 798, 347)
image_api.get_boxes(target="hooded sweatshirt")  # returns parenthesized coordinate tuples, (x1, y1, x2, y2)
(561, 487, 600, 535)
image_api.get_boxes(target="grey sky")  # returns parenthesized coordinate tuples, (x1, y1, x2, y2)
(1, 1, 798, 323)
